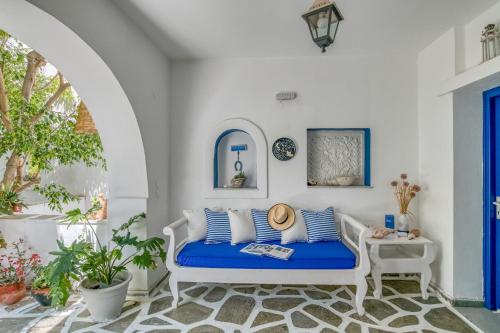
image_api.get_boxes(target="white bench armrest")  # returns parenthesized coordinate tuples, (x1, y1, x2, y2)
(340, 214, 371, 276)
(163, 217, 188, 270)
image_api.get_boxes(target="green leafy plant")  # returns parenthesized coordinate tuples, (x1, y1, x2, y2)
(33, 184, 79, 212)
(0, 185, 26, 214)
(234, 171, 245, 179)
(31, 263, 52, 290)
(48, 205, 166, 307)
(0, 29, 105, 211)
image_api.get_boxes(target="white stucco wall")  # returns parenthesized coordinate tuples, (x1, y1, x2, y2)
(26, 0, 170, 289)
(417, 29, 456, 298)
(452, 89, 484, 301)
(169, 56, 418, 223)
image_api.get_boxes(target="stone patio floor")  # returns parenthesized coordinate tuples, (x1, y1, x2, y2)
(0, 276, 480, 333)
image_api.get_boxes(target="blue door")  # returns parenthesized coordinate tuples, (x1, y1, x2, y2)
(484, 87, 500, 310)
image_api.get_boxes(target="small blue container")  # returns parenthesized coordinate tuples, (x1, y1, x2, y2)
(385, 215, 395, 229)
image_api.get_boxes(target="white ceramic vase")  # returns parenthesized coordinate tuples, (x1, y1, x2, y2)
(79, 271, 132, 322)
(398, 214, 412, 232)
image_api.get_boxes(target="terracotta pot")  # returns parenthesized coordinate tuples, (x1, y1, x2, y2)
(0, 282, 26, 305)
(32, 288, 52, 307)
(11, 204, 23, 213)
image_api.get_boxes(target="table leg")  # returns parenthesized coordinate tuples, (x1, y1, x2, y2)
(420, 265, 431, 300)
(420, 243, 435, 300)
(369, 244, 383, 299)
(372, 267, 383, 299)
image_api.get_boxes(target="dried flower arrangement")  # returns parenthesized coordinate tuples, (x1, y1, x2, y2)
(390, 173, 421, 215)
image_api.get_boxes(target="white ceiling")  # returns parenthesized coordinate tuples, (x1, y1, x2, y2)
(114, 0, 500, 59)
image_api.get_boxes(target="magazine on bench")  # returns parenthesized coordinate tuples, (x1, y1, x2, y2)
(240, 243, 294, 260)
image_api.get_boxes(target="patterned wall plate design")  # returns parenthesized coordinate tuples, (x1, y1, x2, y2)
(272, 137, 296, 161)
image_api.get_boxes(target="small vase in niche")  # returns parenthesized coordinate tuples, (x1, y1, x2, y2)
(231, 171, 246, 188)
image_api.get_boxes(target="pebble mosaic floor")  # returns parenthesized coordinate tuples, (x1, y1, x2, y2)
(0, 277, 480, 333)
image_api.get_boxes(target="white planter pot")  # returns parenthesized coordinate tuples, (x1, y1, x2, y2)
(79, 271, 132, 322)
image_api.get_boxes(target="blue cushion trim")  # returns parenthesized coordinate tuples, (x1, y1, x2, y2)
(302, 207, 340, 243)
(251, 209, 281, 243)
(177, 240, 356, 270)
(204, 208, 231, 244)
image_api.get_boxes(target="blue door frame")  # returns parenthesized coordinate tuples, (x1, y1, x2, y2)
(483, 86, 500, 309)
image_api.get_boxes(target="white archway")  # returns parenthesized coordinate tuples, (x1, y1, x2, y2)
(0, 0, 148, 199)
(0, 0, 151, 295)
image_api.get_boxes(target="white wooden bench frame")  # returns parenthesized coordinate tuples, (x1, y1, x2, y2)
(163, 214, 371, 315)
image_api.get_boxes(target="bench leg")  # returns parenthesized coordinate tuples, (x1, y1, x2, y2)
(355, 277, 368, 316)
(169, 275, 179, 308)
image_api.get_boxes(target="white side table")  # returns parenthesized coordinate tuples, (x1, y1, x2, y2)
(366, 236, 436, 299)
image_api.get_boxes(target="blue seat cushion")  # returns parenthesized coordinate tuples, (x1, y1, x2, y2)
(176, 240, 356, 270)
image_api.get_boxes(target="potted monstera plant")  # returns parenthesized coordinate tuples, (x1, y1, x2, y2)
(49, 205, 166, 322)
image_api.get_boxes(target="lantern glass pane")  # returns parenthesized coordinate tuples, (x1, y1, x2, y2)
(305, 14, 318, 39)
(305, 17, 318, 39)
(316, 8, 331, 38)
(329, 21, 339, 40)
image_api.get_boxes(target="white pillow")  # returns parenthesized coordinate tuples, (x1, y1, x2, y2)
(183, 207, 222, 243)
(228, 209, 256, 245)
(281, 210, 308, 244)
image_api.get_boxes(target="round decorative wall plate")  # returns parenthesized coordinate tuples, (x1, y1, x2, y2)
(272, 137, 296, 161)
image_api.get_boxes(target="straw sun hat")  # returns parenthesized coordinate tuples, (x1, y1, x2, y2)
(267, 203, 295, 231)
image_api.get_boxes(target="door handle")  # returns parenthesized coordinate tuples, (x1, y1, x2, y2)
(494, 202, 500, 206)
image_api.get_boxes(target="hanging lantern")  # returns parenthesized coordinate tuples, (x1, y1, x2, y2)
(481, 24, 500, 62)
(75, 101, 98, 134)
(302, 0, 344, 53)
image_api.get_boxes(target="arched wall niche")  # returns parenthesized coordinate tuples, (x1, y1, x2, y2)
(0, 0, 150, 295)
(205, 118, 268, 199)
(215, 130, 257, 188)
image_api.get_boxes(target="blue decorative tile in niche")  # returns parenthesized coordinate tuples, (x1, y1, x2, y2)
(307, 128, 371, 187)
(214, 130, 257, 189)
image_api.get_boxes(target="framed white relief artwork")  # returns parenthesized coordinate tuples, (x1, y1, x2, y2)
(307, 128, 371, 187)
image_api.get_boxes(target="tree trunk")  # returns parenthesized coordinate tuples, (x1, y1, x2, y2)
(0, 60, 11, 131)
(1, 51, 46, 192)
(22, 51, 46, 102)
(1, 154, 23, 190)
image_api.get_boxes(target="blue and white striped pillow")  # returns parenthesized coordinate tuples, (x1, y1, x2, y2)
(301, 207, 340, 243)
(205, 208, 231, 244)
(251, 209, 281, 243)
